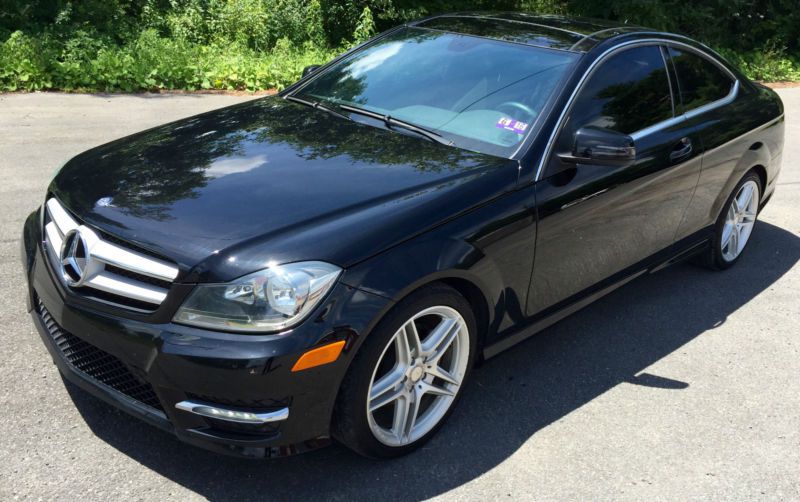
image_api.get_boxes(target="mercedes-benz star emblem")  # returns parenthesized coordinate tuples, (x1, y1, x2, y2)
(60, 229, 90, 286)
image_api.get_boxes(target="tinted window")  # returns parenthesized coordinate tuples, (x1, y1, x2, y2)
(296, 27, 578, 157)
(669, 48, 734, 112)
(563, 45, 673, 137)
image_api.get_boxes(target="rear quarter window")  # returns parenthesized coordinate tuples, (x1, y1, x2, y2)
(668, 48, 735, 112)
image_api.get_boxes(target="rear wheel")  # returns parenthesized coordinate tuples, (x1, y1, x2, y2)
(697, 171, 761, 270)
(332, 283, 477, 458)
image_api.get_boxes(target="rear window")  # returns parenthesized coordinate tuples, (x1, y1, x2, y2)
(668, 48, 735, 112)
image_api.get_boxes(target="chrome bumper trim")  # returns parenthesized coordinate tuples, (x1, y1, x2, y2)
(174, 400, 290, 424)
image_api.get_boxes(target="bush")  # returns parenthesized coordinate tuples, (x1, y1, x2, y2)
(0, 31, 54, 91)
(0, 26, 340, 92)
(1, 0, 798, 92)
(718, 45, 800, 82)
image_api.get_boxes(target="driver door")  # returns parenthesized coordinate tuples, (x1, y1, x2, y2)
(527, 44, 703, 315)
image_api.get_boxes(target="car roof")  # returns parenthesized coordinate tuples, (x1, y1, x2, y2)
(410, 12, 652, 52)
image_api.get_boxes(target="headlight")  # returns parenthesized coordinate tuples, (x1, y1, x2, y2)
(173, 261, 341, 333)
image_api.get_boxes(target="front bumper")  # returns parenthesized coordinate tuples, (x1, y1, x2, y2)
(21, 210, 391, 458)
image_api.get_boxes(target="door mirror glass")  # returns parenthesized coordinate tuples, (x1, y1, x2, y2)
(302, 65, 321, 78)
(559, 126, 636, 167)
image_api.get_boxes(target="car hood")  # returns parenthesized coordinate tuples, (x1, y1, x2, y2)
(49, 97, 518, 281)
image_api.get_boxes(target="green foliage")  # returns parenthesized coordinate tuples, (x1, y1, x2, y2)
(306, 0, 327, 47)
(1, 0, 798, 93)
(718, 46, 800, 82)
(565, 0, 800, 56)
(0, 27, 338, 92)
(353, 7, 377, 44)
(0, 31, 53, 91)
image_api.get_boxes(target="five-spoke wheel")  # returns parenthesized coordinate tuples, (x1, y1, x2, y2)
(697, 170, 762, 270)
(367, 305, 470, 446)
(332, 283, 476, 458)
(721, 179, 760, 263)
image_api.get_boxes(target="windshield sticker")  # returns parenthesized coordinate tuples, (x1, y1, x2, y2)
(496, 117, 529, 134)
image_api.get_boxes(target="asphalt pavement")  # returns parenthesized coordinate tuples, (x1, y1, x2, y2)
(0, 90, 798, 501)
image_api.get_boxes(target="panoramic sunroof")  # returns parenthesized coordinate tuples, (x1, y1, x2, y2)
(417, 15, 585, 51)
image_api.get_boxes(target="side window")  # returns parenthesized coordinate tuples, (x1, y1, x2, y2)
(668, 48, 734, 112)
(562, 45, 673, 139)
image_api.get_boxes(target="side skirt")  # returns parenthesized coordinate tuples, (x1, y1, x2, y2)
(482, 228, 712, 359)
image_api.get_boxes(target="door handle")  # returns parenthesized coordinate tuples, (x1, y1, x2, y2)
(669, 137, 693, 162)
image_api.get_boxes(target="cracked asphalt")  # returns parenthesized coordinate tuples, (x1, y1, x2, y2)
(0, 90, 798, 501)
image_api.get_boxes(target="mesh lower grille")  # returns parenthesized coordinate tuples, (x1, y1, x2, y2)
(37, 298, 164, 412)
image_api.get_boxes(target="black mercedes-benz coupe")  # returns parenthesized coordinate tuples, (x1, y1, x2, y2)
(21, 13, 784, 459)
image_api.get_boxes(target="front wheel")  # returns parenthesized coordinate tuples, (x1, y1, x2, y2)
(332, 283, 477, 458)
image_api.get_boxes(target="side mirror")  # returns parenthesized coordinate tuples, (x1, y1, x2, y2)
(302, 65, 321, 78)
(558, 126, 636, 167)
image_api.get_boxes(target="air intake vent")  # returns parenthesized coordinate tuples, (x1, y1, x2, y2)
(37, 298, 164, 412)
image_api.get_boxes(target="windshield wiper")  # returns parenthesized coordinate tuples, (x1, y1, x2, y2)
(285, 95, 352, 121)
(338, 104, 454, 147)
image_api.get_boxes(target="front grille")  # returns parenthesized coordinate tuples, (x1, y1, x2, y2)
(105, 264, 172, 290)
(42, 197, 179, 311)
(37, 298, 164, 412)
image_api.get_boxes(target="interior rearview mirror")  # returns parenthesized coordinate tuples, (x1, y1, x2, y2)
(558, 126, 636, 167)
(302, 65, 321, 78)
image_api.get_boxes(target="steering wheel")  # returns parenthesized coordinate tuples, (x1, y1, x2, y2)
(497, 101, 536, 119)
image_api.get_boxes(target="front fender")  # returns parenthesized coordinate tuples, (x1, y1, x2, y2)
(341, 186, 538, 349)
(343, 236, 500, 311)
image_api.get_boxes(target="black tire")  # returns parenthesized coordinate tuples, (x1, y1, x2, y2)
(331, 283, 478, 459)
(695, 170, 762, 270)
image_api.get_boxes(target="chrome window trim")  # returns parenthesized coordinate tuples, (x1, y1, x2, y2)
(535, 38, 740, 181)
(629, 114, 688, 142)
(684, 80, 739, 119)
(629, 81, 739, 142)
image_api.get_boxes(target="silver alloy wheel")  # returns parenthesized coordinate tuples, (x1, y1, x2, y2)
(721, 179, 760, 262)
(366, 305, 470, 446)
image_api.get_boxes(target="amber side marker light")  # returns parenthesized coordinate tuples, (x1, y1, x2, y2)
(291, 340, 346, 372)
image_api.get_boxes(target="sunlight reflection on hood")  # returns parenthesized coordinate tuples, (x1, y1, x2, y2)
(205, 154, 268, 178)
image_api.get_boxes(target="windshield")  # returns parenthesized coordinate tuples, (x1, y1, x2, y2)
(293, 27, 579, 157)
